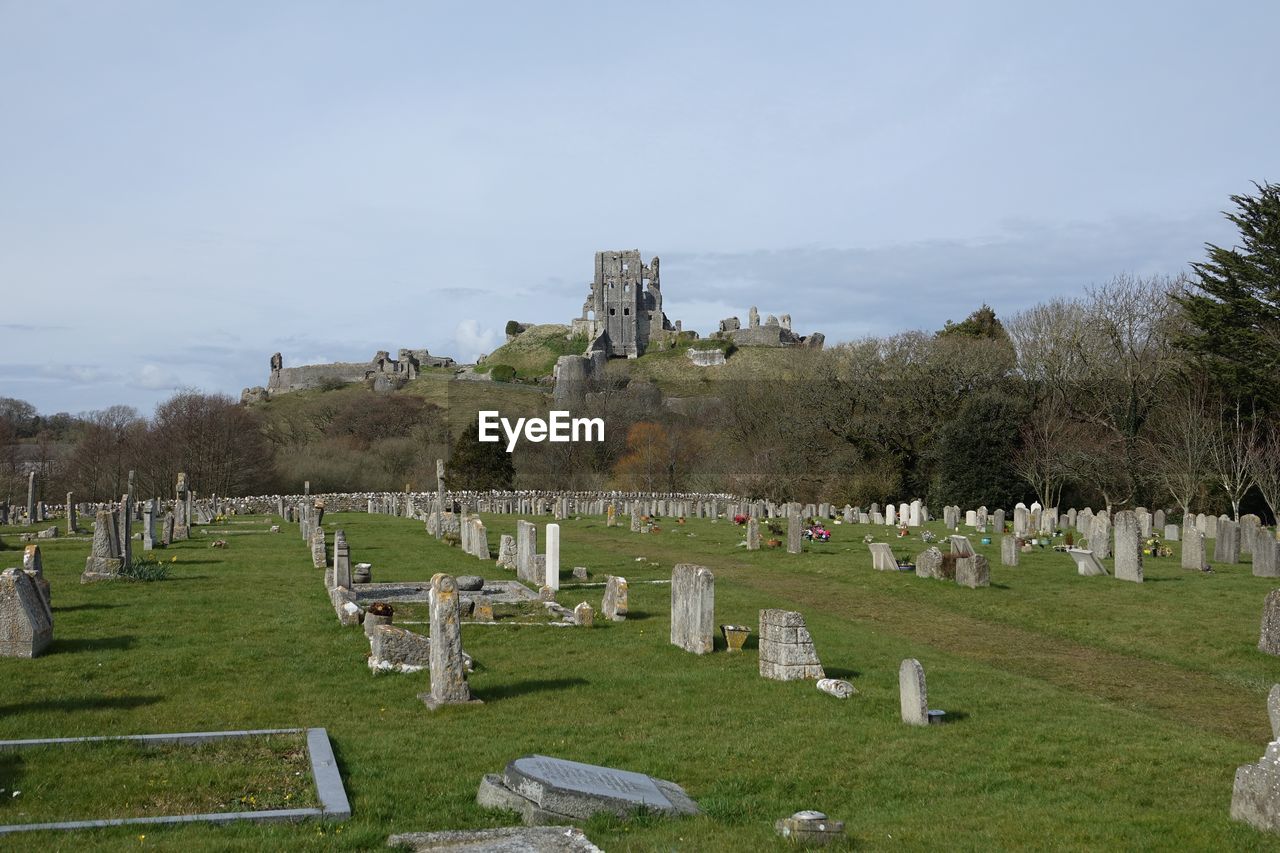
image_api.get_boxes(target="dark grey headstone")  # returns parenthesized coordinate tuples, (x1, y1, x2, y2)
(499, 755, 699, 821)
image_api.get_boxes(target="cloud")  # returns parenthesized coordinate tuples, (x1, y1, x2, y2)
(453, 319, 496, 363)
(131, 364, 182, 390)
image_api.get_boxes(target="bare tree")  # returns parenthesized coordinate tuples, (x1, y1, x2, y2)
(1249, 417, 1280, 523)
(1012, 397, 1073, 507)
(1208, 397, 1260, 520)
(1142, 385, 1214, 516)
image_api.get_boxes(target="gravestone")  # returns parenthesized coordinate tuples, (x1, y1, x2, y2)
(888, 505, 898, 526)
(630, 511, 641, 533)
(787, 506, 802, 554)
(1067, 549, 1109, 577)
(1231, 690, 1280, 833)
(1262, 590, 1280, 656)
(869, 542, 897, 571)
(758, 609, 824, 681)
(496, 534, 517, 570)
(1001, 536, 1019, 567)
(1089, 514, 1111, 560)
(478, 755, 700, 823)
(81, 509, 124, 582)
(948, 535, 974, 557)
(516, 521, 538, 585)
(574, 602, 594, 627)
(670, 564, 715, 654)
(65, 491, 76, 534)
(1153, 509, 1166, 533)
(419, 573, 481, 709)
(1182, 527, 1207, 571)
(916, 547, 943, 580)
(601, 576, 628, 621)
(943, 506, 957, 530)
(746, 517, 760, 550)
(993, 508, 1006, 532)
(332, 531, 352, 588)
(1215, 519, 1241, 564)
(1164, 523, 1179, 542)
(1113, 510, 1144, 583)
(0, 568, 52, 658)
(1255, 539, 1280, 579)
(545, 524, 560, 591)
(1243, 515, 1262, 556)
(955, 554, 990, 589)
(899, 658, 931, 726)
(1013, 505, 1028, 536)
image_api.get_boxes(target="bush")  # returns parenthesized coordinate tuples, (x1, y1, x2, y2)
(505, 320, 523, 337)
(316, 376, 349, 392)
(489, 364, 517, 383)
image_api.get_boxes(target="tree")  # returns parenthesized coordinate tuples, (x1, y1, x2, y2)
(1178, 181, 1280, 411)
(1208, 397, 1260, 520)
(1251, 417, 1280, 523)
(613, 423, 675, 492)
(937, 304, 1012, 343)
(933, 390, 1027, 509)
(1142, 384, 1214, 516)
(446, 417, 515, 491)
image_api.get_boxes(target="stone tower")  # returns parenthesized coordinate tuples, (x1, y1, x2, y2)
(577, 250, 670, 358)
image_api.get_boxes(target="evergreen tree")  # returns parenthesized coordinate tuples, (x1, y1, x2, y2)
(446, 417, 515, 490)
(938, 304, 1010, 341)
(933, 391, 1029, 509)
(1177, 181, 1280, 410)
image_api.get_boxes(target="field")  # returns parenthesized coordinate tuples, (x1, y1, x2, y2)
(2, 511, 1279, 850)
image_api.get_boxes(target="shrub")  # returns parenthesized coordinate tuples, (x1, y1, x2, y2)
(505, 320, 523, 337)
(316, 376, 349, 392)
(121, 556, 170, 582)
(489, 364, 517, 383)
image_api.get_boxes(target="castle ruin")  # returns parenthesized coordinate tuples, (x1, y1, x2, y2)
(570, 250, 678, 359)
(242, 348, 456, 402)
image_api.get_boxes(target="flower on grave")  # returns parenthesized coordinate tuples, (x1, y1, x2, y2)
(733, 514, 748, 525)
(862, 534, 874, 544)
(921, 530, 936, 543)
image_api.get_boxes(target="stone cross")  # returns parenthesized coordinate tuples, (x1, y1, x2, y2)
(419, 573, 480, 709)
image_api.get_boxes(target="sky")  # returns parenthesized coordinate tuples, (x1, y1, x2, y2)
(1, 1, 1277, 415)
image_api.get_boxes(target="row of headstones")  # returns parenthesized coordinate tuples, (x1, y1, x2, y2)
(668, 563, 942, 723)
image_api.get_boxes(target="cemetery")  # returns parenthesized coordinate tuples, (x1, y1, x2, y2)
(2, 488, 1280, 849)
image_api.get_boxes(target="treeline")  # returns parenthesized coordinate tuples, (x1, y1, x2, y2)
(3, 183, 1276, 521)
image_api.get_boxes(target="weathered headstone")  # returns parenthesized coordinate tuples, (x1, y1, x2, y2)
(869, 542, 897, 571)
(434, 459, 445, 540)
(497, 534, 517, 570)
(1113, 510, 1144, 583)
(1262, 590, 1280, 657)
(670, 564, 715, 654)
(574, 602, 594, 627)
(746, 516, 760, 550)
(0, 568, 53, 658)
(1182, 527, 1207, 571)
(758, 609, 824, 680)
(1089, 514, 1111, 559)
(899, 658, 931, 726)
(955, 554, 990, 589)
(516, 520, 538, 585)
(419, 573, 480, 709)
(1255, 539, 1280, 579)
(916, 547, 942, 580)
(1231, 688, 1280, 833)
(1067, 548, 1109, 577)
(81, 509, 124, 582)
(1215, 519, 1241, 565)
(787, 505, 802, 554)
(1164, 523, 1179, 542)
(1001, 536, 1019, 567)
(478, 755, 700, 823)
(601, 575, 628, 621)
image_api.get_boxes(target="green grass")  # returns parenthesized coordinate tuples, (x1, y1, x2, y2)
(0, 734, 315, 824)
(1, 512, 1278, 850)
(477, 324, 587, 379)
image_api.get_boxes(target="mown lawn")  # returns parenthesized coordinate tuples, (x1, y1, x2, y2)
(1, 511, 1278, 851)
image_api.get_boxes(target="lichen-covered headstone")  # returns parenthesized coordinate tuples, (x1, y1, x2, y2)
(496, 534, 517, 570)
(915, 547, 942, 580)
(1215, 519, 1242, 564)
(1231, 689, 1280, 832)
(746, 516, 760, 551)
(81, 509, 124, 583)
(1113, 510, 1144, 583)
(787, 506, 802, 554)
(601, 575, 628, 621)
(955, 553, 990, 588)
(1182, 527, 1207, 571)
(516, 520, 538, 584)
(0, 568, 52, 658)
(574, 602, 594, 627)
(670, 564, 714, 654)
(419, 573, 480, 709)
(1256, 539, 1280, 579)
(1261, 590, 1280, 657)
